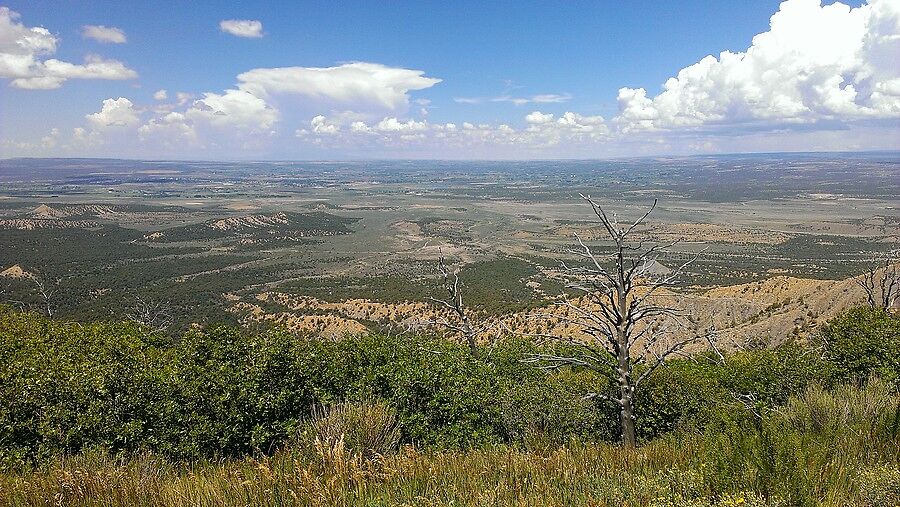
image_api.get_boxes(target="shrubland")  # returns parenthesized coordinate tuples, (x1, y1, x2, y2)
(0, 305, 897, 506)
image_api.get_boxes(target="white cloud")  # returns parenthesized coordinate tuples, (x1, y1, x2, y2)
(310, 115, 340, 134)
(175, 92, 193, 105)
(521, 111, 609, 146)
(40, 127, 59, 148)
(153, 89, 168, 100)
(236, 62, 441, 110)
(376, 117, 428, 132)
(138, 112, 198, 146)
(296, 110, 608, 152)
(493, 93, 572, 105)
(81, 25, 126, 44)
(219, 19, 264, 38)
(553, 112, 608, 136)
(350, 121, 371, 133)
(71, 126, 103, 148)
(186, 89, 277, 130)
(529, 94, 572, 103)
(525, 111, 554, 124)
(455, 93, 572, 106)
(0, 8, 137, 89)
(86, 97, 140, 129)
(137, 62, 439, 149)
(615, 0, 900, 132)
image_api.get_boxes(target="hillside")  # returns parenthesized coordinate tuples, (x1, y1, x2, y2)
(226, 268, 883, 348)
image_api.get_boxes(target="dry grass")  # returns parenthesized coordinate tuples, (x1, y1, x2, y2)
(1, 437, 894, 507)
(2, 382, 897, 507)
(0, 441, 705, 507)
(300, 399, 401, 459)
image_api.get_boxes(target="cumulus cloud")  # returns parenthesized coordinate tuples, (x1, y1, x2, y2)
(175, 92, 193, 105)
(296, 110, 608, 151)
(13, 0, 898, 158)
(309, 115, 340, 134)
(615, 0, 900, 132)
(219, 19, 264, 38)
(186, 89, 277, 130)
(375, 117, 428, 132)
(81, 25, 126, 44)
(0, 7, 137, 89)
(138, 112, 199, 146)
(350, 121, 371, 133)
(41, 127, 59, 148)
(59, 61, 439, 153)
(71, 126, 103, 148)
(85, 97, 140, 129)
(525, 111, 554, 124)
(304, 117, 434, 140)
(236, 62, 441, 110)
(555, 112, 607, 133)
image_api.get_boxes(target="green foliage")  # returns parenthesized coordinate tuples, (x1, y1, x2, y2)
(1, 305, 898, 473)
(700, 378, 900, 506)
(819, 306, 900, 385)
(0, 309, 524, 464)
(1, 382, 896, 506)
(499, 367, 616, 447)
(284, 256, 553, 315)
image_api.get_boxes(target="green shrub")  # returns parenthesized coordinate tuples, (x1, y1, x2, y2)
(499, 367, 615, 447)
(3, 305, 895, 468)
(702, 379, 900, 506)
(819, 306, 900, 385)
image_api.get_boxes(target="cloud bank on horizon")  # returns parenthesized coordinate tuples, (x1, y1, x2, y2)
(1, 0, 899, 159)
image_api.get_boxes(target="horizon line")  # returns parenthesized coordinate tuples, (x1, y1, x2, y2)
(3, 149, 899, 165)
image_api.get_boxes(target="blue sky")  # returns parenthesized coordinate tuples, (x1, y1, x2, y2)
(1, 0, 898, 159)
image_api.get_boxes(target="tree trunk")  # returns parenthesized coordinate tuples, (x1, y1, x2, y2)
(615, 242, 636, 447)
(620, 392, 636, 447)
(617, 346, 636, 447)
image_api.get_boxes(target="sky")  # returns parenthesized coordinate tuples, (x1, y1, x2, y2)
(0, 0, 898, 160)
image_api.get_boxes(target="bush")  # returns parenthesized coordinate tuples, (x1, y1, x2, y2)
(781, 378, 899, 440)
(2, 305, 895, 468)
(300, 399, 400, 458)
(701, 378, 900, 505)
(499, 367, 615, 447)
(819, 306, 900, 385)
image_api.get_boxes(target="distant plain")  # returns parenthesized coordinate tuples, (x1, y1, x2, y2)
(0, 153, 897, 339)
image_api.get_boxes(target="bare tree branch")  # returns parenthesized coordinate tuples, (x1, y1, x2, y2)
(125, 294, 173, 334)
(855, 252, 900, 311)
(526, 197, 707, 447)
(427, 253, 502, 350)
(29, 273, 59, 318)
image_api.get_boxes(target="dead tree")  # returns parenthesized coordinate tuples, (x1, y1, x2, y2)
(30, 274, 59, 318)
(855, 252, 899, 311)
(125, 294, 174, 334)
(428, 254, 491, 351)
(526, 196, 708, 447)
